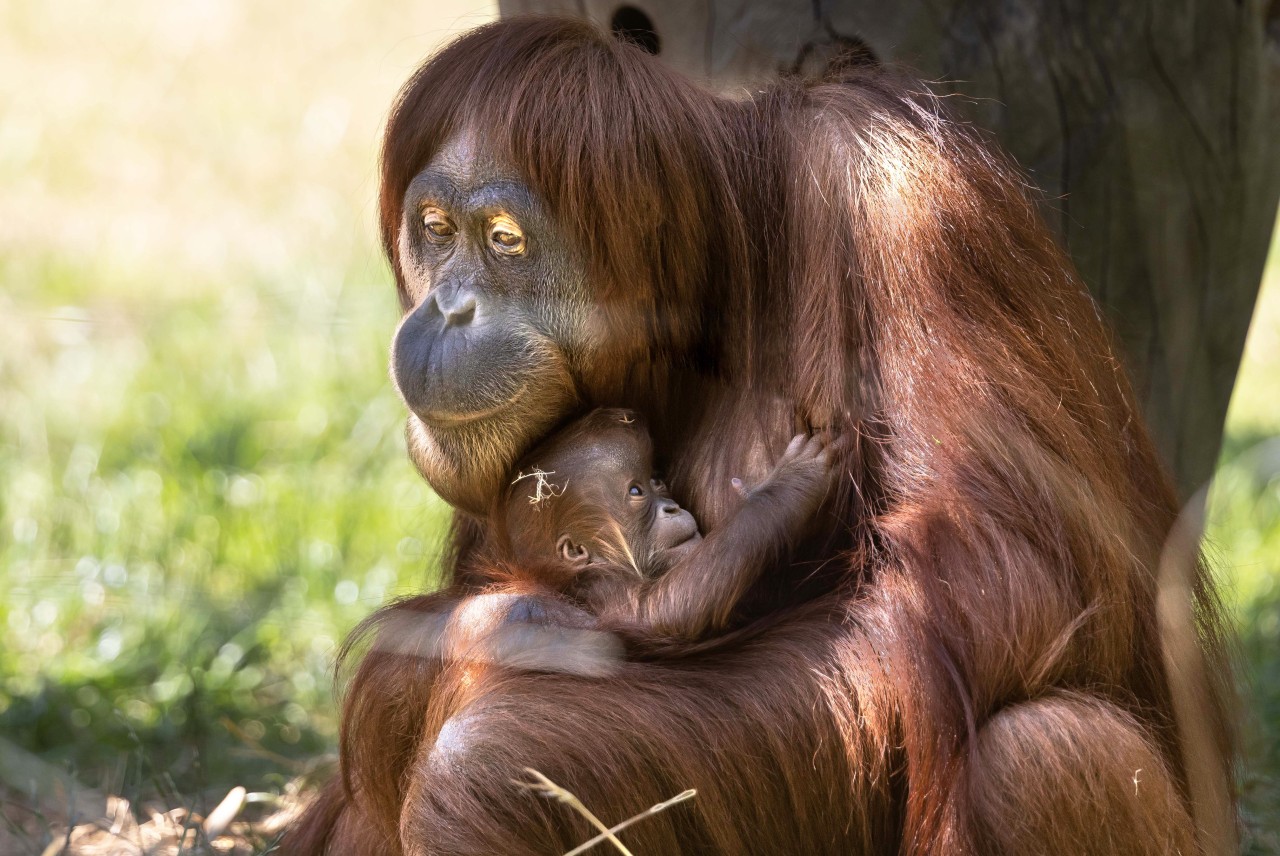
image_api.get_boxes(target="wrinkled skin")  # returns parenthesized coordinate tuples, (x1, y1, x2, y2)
(390, 138, 596, 514)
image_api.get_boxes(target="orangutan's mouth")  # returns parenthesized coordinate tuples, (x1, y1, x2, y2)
(417, 382, 528, 428)
(669, 530, 703, 549)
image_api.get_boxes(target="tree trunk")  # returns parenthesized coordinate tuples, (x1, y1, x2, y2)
(501, 0, 1280, 496)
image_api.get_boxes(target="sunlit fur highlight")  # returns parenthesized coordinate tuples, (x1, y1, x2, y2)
(283, 16, 1235, 856)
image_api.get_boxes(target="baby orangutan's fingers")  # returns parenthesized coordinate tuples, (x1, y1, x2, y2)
(812, 428, 855, 464)
(730, 477, 749, 499)
(826, 429, 852, 454)
(780, 432, 808, 463)
(789, 432, 828, 467)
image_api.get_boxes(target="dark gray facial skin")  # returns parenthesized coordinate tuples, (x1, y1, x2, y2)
(597, 471, 702, 571)
(389, 136, 592, 514)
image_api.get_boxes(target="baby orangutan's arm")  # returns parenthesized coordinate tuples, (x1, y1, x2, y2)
(608, 432, 835, 641)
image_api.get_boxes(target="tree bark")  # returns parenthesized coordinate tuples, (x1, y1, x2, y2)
(501, 0, 1280, 496)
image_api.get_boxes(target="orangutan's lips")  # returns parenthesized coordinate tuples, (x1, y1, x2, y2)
(417, 382, 528, 427)
(670, 530, 702, 549)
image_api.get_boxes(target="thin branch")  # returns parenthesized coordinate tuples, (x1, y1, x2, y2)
(219, 717, 307, 773)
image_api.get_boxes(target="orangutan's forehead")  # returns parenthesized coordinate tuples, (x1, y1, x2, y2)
(587, 441, 646, 473)
(424, 133, 515, 193)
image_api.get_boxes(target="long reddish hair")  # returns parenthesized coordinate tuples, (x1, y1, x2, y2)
(284, 17, 1233, 855)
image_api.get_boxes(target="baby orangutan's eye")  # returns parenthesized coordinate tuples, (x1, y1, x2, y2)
(628, 484, 644, 498)
(651, 477, 667, 492)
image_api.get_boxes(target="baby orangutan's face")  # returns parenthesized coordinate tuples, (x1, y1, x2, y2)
(554, 430, 702, 574)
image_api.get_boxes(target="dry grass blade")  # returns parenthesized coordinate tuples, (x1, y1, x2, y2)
(561, 789, 697, 856)
(202, 786, 247, 839)
(511, 468, 565, 506)
(517, 768, 694, 856)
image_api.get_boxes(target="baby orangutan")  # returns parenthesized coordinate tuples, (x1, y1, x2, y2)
(493, 407, 835, 643)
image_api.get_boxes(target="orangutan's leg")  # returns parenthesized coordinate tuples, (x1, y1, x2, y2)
(966, 693, 1198, 855)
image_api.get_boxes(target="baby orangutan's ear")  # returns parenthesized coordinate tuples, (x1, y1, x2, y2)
(557, 535, 592, 568)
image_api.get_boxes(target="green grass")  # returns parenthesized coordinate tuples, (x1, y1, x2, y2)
(0, 1, 1275, 850)
(0, 0, 495, 830)
(0, 260, 452, 801)
(1209, 226, 1280, 853)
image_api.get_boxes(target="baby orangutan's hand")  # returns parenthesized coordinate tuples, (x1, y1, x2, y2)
(730, 432, 837, 522)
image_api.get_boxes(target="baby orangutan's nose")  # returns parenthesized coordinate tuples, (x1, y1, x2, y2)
(658, 498, 681, 515)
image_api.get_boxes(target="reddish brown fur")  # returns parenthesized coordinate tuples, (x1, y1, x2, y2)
(490, 410, 833, 650)
(282, 16, 1234, 856)
(498, 408, 660, 578)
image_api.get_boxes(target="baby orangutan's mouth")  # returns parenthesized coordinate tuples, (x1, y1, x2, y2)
(664, 531, 702, 558)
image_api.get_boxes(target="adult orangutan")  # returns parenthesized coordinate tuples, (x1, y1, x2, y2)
(283, 16, 1234, 856)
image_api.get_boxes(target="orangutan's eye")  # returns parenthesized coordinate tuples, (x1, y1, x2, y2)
(651, 477, 667, 492)
(628, 484, 644, 498)
(423, 208, 456, 242)
(489, 215, 526, 255)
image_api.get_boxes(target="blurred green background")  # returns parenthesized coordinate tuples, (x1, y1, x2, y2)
(0, 0, 1275, 850)
(0, 0, 494, 840)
